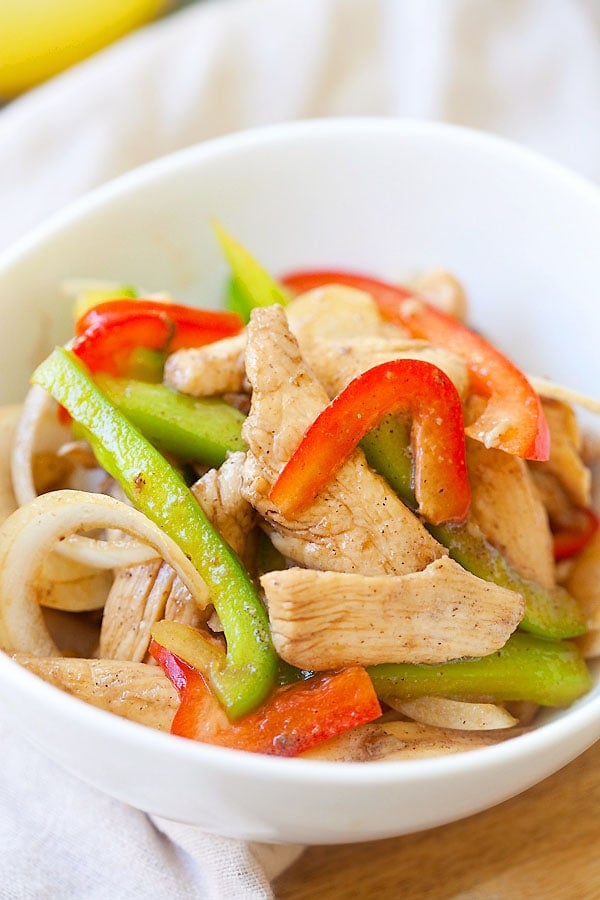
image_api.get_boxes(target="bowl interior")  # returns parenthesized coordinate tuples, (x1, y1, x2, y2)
(1, 119, 599, 842)
(2, 120, 600, 411)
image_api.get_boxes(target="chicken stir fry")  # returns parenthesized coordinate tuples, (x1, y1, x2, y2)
(0, 230, 597, 760)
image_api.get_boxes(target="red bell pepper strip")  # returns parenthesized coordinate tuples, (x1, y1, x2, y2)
(150, 639, 381, 757)
(72, 299, 243, 376)
(72, 313, 172, 377)
(553, 508, 599, 561)
(269, 358, 470, 525)
(282, 270, 550, 462)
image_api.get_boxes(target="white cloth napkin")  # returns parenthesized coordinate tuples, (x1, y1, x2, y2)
(1, 0, 600, 895)
(1, 0, 600, 255)
(0, 725, 300, 899)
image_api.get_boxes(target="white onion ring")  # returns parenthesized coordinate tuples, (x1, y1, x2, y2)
(11, 386, 160, 569)
(0, 489, 210, 656)
(391, 697, 518, 731)
(39, 571, 114, 613)
(11, 385, 70, 505)
(528, 375, 600, 416)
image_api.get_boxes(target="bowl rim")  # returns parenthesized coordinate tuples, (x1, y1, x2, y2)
(1, 646, 598, 785)
(1, 116, 599, 787)
(2, 116, 600, 269)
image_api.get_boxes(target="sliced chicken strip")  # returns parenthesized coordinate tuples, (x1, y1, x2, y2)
(285, 286, 469, 396)
(191, 452, 255, 565)
(163, 286, 405, 400)
(100, 454, 254, 661)
(243, 305, 442, 575)
(407, 270, 468, 321)
(99, 560, 185, 662)
(301, 720, 520, 761)
(299, 335, 469, 400)
(285, 285, 410, 343)
(261, 556, 523, 669)
(467, 438, 555, 588)
(565, 529, 600, 657)
(529, 397, 591, 518)
(163, 575, 208, 628)
(15, 655, 178, 731)
(164, 332, 247, 397)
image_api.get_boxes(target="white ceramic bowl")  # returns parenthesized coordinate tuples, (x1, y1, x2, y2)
(0, 119, 599, 844)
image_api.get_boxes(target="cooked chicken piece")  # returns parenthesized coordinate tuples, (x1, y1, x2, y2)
(407, 269, 468, 321)
(529, 398, 591, 520)
(164, 332, 247, 397)
(300, 336, 469, 400)
(286, 285, 410, 342)
(389, 697, 518, 731)
(191, 452, 255, 565)
(301, 720, 520, 761)
(163, 286, 396, 400)
(100, 563, 201, 664)
(162, 575, 205, 628)
(100, 454, 254, 661)
(529, 467, 578, 532)
(15, 655, 178, 731)
(261, 556, 523, 668)
(565, 529, 600, 657)
(467, 438, 555, 588)
(243, 305, 442, 575)
(100, 560, 190, 662)
(164, 285, 464, 411)
(286, 285, 468, 396)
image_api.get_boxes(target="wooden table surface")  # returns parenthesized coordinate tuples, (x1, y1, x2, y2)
(273, 740, 600, 899)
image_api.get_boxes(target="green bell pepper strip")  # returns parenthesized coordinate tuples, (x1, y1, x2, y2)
(95, 375, 247, 468)
(360, 414, 415, 508)
(125, 347, 165, 383)
(214, 222, 290, 323)
(32, 347, 277, 719)
(428, 522, 586, 639)
(368, 632, 591, 707)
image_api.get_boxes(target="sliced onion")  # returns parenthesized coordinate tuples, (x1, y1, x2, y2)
(11, 386, 159, 569)
(0, 490, 210, 656)
(528, 375, 600, 416)
(39, 571, 113, 612)
(11, 386, 70, 505)
(37, 552, 113, 612)
(390, 696, 518, 731)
